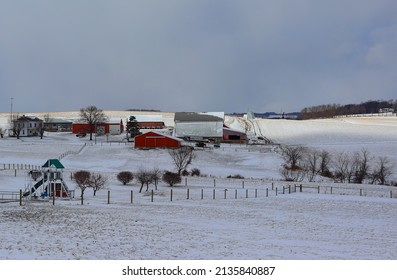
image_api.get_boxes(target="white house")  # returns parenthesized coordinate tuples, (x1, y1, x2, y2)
(11, 115, 43, 137)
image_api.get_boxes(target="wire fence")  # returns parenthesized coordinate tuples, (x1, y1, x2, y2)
(2, 175, 396, 206)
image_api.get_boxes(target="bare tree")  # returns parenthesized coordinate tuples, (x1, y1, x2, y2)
(90, 173, 108, 196)
(11, 114, 23, 139)
(117, 171, 134, 185)
(304, 150, 320, 182)
(136, 168, 153, 192)
(353, 149, 371, 184)
(279, 165, 305, 182)
(39, 122, 45, 139)
(319, 150, 332, 177)
(280, 145, 306, 170)
(333, 152, 350, 183)
(79, 106, 108, 141)
(73, 170, 91, 204)
(371, 157, 393, 185)
(43, 113, 51, 123)
(150, 168, 162, 190)
(168, 146, 195, 175)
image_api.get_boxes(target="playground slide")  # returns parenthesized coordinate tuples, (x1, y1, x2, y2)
(23, 178, 47, 197)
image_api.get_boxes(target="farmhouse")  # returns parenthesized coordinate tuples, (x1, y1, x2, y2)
(11, 115, 43, 137)
(134, 131, 181, 149)
(174, 112, 224, 143)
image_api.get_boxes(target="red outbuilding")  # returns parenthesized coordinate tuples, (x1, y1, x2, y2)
(134, 131, 181, 149)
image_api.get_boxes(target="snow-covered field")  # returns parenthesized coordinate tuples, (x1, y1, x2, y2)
(1, 112, 397, 260)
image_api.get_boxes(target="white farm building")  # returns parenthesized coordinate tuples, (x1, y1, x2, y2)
(173, 112, 224, 143)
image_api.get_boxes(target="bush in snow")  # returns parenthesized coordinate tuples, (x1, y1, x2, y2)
(191, 168, 201, 176)
(117, 171, 134, 185)
(162, 171, 181, 187)
(73, 170, 91, 204)
(226, 174, 244, 179)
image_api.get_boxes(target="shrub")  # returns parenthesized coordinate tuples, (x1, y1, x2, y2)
(117, 171, 134, 185)
(162, 171, 181, 187)
(191, 168, 201, 176)
(226, 174, 245, 179)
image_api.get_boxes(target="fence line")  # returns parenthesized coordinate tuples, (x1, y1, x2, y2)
(3, 181, 395, 207)
(84, 184, 396, 205)
(0, 191, 20, 202)
(0, 163, 41, 170)
(58, 143, 86, 160)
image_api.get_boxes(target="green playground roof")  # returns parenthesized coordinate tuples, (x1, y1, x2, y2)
(42, 159, 64, 169)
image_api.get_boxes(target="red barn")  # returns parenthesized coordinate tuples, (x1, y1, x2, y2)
(72, 122, 124, 135)
(134, 131, 181, 149)
(137, 121, 165, 129)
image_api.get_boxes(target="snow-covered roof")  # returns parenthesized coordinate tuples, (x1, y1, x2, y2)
(174, 112, 224, 122)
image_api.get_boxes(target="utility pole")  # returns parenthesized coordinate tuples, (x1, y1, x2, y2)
(10, 97, 14, 121)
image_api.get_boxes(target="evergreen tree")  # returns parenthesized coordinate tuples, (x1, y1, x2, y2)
(126, 116, 141, 139)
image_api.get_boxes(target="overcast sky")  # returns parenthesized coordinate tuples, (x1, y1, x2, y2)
(1, 0, 396, 114)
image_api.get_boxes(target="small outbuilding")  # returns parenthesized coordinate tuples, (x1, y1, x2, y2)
(223, 127, 248, 143)
(134, 131, 181, 149)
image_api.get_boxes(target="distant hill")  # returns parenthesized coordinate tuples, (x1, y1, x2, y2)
(228, 112, 300, 119)
(300, 100, 396, 120)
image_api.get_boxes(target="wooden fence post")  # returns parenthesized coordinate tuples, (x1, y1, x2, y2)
(131, 190, 133, 204)
(187, 189, 190, 200)
(235, 189, 237, 199)
(108, 190, 110, 204)
(151, 190, 154, 202)
(213, 189, 216, 199)
(19, 189, 22, 206)
(246, 189, 248, 198)
(266, 188, 268, 197)
(318, 186, 320, 194)
(201, 189, 204, 200)
(53, 185, 55, 205)
(170, 189, 173, 202)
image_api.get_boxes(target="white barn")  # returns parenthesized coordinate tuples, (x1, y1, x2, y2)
(173, 112, 224, 143)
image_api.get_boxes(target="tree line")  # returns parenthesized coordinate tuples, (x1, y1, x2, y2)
(300, 100, 397, 120)
(279, 146, 394, 185)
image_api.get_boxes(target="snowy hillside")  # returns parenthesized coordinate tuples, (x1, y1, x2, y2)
(1, 112, 397, 260)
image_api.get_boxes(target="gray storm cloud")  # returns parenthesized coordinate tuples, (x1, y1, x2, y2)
(1, 0, 396, 113)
